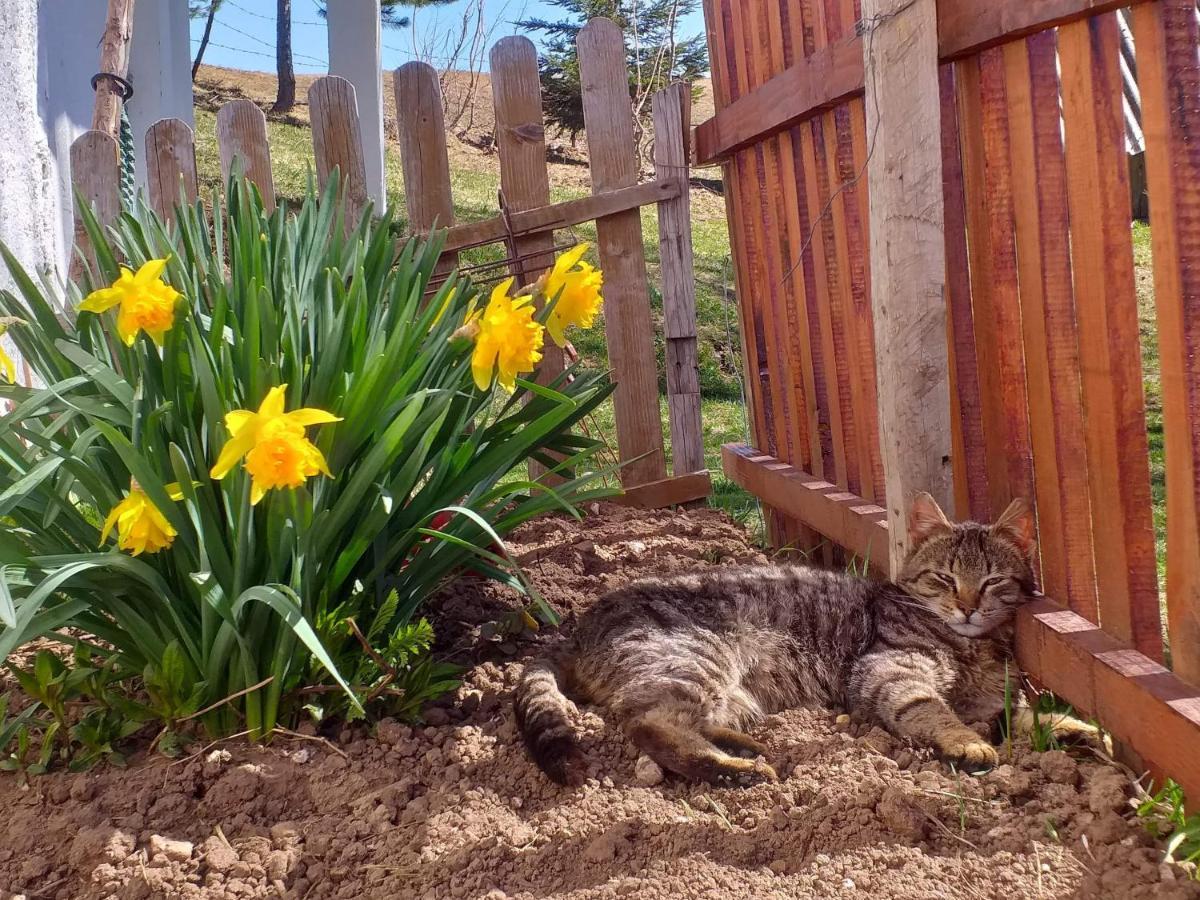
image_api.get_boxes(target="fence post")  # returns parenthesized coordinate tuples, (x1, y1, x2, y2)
(653, 82, 705, 476)
(70, 131, 121, 277)
(577, 18, 669, 489)
(145, 118, 198, 225)
(216, 100, 276, 213)
(393, 63, 456, 272)
(309, 76, 371, 227)
(327, 0, 386, 210)
(860, 0, 952, 573)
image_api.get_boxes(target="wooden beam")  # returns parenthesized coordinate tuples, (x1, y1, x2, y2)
(722, 445, 890, 575)
(91, 0, 135, 138)
(692, 37, 864, 166)
(938, 0, 1155, 61)
(862, 0, 952, 574)
(725, 442, 1200, 805)
(437, 179, 679, 255)
(613, 471, 713, 509)
(692, 0, 1158, 165)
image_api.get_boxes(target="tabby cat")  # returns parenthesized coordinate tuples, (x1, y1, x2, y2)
(515, 493, 1047, 785)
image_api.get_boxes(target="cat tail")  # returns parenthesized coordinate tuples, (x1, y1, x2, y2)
(514, 649, 586, 785)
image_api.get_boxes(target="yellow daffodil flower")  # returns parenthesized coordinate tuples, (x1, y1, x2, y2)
(80, 257, 181, 346)
(0, 321, 15, 383)
(466, 277, 545, 392)
(541, 243, 603, 347)
(210, 385, 341, 505)
(100, 482, 187, 556)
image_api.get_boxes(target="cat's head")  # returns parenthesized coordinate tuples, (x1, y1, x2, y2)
(896, 493, 1037, 637)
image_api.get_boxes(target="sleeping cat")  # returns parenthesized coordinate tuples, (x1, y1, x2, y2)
(516, 492, 1066, 786)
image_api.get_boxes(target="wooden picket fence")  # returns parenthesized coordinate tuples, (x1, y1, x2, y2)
(68, 21, 709, 510)
(698, 0, 1200, 803)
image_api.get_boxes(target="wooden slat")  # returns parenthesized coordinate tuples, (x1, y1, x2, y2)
(145, 118, 198, 225)
(1001, 38, 1070, 606)
(1059, 15, 1162, 659)
(309, 76, 371, 227)
(490, 36, 563, 397)
(653, 83, 705, 477)
(938, 0, 1155, 61)
(613, 471, 713, 509)
(722, 443, 890, 575)
(956, 57, 1006, 519)
(216, 100, 276, 213)
(438, 180, 678, 254)
(393, 63, 455, 263)
(693, 36, 864, 164)
(939, 63, 990, 521)
(1132, 0, 1200, 684)
(576, 19, 668, 488)
(861, 0, 952, 573)
(69, 130, 121, 277)
(977, 49, 1036, 512)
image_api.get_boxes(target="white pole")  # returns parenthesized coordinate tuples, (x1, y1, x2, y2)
(327, 0, 387, 210)
(127, 0, 195, 186)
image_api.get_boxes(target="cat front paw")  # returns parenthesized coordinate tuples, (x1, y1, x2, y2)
(939, 732, 999, 771)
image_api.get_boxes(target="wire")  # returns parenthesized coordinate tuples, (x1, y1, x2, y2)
(215, 19, 328, 65)
(223, 0, 325, 27)
(191, 38, 327, 69)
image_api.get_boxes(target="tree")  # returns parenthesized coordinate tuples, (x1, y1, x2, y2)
(188, 1, 224, 80)
(518, 0, 708, 144)
(274, 0, 295, 112)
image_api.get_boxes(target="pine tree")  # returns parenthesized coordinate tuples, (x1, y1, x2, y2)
(518, 0, 708, 142)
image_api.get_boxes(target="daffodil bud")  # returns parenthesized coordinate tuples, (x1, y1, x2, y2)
(448, 318, 481, 350)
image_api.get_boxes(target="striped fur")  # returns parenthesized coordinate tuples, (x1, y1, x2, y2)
(516, 495, 1044, 784)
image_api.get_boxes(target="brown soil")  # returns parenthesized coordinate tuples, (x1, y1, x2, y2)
(1, 504, 1196, 900)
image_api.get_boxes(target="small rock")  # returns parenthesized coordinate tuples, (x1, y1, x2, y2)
(149, 835, 194, 863)
(768, 859, 788, 875)
(877, 786, 929, 842)
(460, 690, 483, 716)
(1087, 811, 1130, 845)
(842, 878, 857, 890)
(423, 707, 450, 727)
(18, 855, 50, 881)
(834, 714, 851, 730)
(1038, 750, 1079, 785)
(634, 755, 664, 786)
(893, 750, 914, 770)
(575, 540, 595, 554)
(204, 843, 239, 874)
(626, 540, 647, 555)
(1088, 769, 1130, 814)
(69, 777, 96, 802)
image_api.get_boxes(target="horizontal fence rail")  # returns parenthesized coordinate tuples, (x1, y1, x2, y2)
(701, 0, 1200, 803)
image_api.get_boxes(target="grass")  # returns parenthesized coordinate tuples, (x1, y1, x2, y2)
(192, 97, 763, 535)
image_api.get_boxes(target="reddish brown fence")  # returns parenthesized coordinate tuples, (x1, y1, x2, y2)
(698, 0, 1200, 802)
(69, 24, 710, 510)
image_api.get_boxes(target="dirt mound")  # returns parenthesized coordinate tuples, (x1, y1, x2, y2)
(0, 503, 1195, 899)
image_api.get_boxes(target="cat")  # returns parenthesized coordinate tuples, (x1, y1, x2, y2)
(515, 492, 1079, 786)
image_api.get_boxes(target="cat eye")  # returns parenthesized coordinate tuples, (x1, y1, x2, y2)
(981, 575, 1012, 591)
(921, 570, 956, 589)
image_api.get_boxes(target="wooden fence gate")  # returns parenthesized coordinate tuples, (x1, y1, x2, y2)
(696, 0, 1200, 804)
(69, 20, 710, 510)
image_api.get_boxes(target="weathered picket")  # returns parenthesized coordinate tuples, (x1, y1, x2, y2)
(699, 0, 1200, 804)
(68, 25, 710, 509)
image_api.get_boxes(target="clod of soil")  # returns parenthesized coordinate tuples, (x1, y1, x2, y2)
(1, 503, 1196, 899)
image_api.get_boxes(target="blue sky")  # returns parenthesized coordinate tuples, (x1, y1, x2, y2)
(192, 1, 707, 74)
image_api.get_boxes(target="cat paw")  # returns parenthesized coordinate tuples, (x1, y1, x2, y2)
(941, 734, 999, 771)
(712, 756, 779, 787)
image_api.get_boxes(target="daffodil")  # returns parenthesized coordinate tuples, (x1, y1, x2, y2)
(100, 482, 187, 556)
(210, 385, 341, 505)
(466, 277, 545, 392)
(80, 257, 181, 346)
(541, 243, 603, 347)
(0, 321, 15, 383)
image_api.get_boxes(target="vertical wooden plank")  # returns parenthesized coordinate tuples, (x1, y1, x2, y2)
(653, 83, 705, 476)
(576, 18, 668, 488)
(91, 0, 135, 138)
(1132, 0, 1200, 682)
(1059, 15, 1161, 659)
(392, 63, 456, 270)
(977, 49, 1036, 510)
(145, 118, 198, 225)
(70, 130, 121, 276)
(1001, 37, 1067, 604)
(956, 57, 1005, 519)
(1024, 30, 1099, 619)
(309, 76, 371, 227)
(490, 37, 564, 386)
(216, 99, 276, 213)
(861, 0, 952, 572)
(939, 64, 990, 522)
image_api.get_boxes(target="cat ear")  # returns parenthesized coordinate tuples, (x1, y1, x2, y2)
(993, 497, 1037, 559)
(908, 492, 952, 547)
